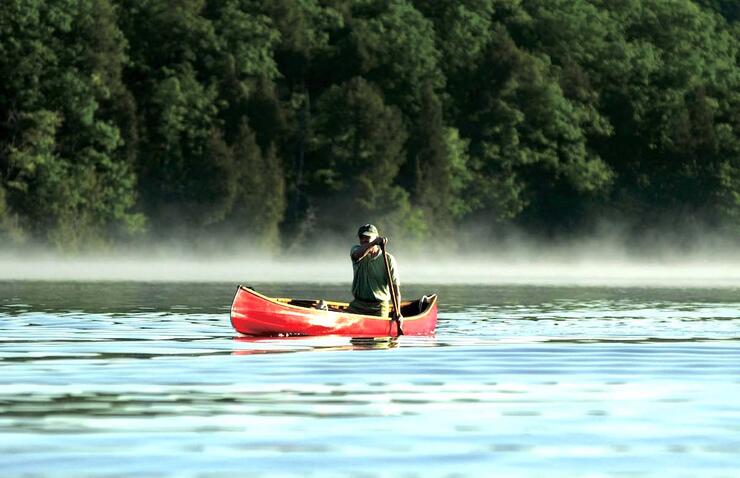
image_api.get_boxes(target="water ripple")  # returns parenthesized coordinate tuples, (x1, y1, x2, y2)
(0, 282, 739, 477)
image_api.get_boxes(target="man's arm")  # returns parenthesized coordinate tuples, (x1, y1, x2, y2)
(350, 236, 385, 262)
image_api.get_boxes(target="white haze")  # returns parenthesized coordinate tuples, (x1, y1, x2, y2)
(1, 237, 738, 287)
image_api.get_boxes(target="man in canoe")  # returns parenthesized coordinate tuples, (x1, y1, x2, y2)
(348, 224, 402, 319)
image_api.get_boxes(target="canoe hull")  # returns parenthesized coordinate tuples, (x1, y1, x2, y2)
(230, 286, 437, 337)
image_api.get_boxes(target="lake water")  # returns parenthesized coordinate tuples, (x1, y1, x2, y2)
(1, 281, 739, 477)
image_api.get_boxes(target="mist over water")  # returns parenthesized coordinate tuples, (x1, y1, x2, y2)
(2, 237, 738, 287)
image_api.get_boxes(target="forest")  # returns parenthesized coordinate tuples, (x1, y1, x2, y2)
(0, 0, 738, 251)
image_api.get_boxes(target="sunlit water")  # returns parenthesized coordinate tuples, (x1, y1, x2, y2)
(1, 281, 739, 477)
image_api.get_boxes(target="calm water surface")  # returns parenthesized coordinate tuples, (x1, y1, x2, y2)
(1, 281, 739, 477)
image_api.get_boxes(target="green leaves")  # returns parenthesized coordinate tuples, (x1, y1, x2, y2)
(0, 0, 141, 249)
(0, 0, 737, 248)
(311, 77, 407, 214)
(349, 0, 443, 113)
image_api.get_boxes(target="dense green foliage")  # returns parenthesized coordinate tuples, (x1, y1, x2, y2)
(1, 0, 738, 249)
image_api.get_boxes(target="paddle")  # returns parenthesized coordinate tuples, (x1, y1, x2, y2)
(380, 239, 403, 336)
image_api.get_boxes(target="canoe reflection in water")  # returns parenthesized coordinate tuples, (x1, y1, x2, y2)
(231, 335, 398, 355)
(230, 286, 438, 338)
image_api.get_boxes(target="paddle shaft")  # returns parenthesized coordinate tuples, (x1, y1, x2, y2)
(380, 242, 403, 336)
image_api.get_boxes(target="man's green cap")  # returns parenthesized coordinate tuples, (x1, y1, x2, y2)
(358, 224, 378, 237)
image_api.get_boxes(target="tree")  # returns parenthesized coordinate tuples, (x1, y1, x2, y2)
(117, 0, 282, 236)
(594, 0, 740, 231)
(224, 120, 286, 248)
(1, 0, 738, 249)
(257, 0, 345, 237)
(411, 0, 496, 120)
(309, 77, 419, 237)
(457, 26, 613, 229)
(407, 83, 473, 230)
(0, 0, 142, 249)
(347, 0, 443, 115)
(695, 0, 740, 22)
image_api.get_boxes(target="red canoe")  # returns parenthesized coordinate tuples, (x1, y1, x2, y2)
(230, 286, 438, 337)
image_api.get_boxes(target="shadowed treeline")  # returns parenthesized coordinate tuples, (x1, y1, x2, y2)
(0, 0, 738, 251)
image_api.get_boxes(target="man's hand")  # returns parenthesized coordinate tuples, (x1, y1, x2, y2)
(374, 236, 388, 248)
(394, 314, 404, 336)
(352, 236, 386, 262)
